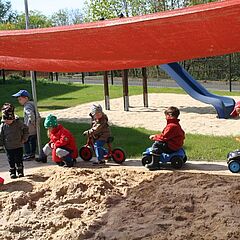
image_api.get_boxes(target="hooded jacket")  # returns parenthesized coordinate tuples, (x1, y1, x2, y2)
(49, 124, 78, 162)
(153, 118, 185, 151)
(24, 101, 40, 136)
(89, 113, 111, 141)
(0, 118, 29, 150)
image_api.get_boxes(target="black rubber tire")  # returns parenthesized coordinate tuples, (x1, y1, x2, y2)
(171, 156, 183, 169)
(228, 160, 240, 173)
(112, 148, 126, 164)
(142, 155, 152, 166)
(183, 156, 187, 163)
(79, 146, 93, 161)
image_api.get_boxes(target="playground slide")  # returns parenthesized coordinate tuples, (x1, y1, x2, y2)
(0, 0, 240, 72)
(161, 63, 235, 119)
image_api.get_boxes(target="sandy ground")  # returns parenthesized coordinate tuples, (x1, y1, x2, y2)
(1, 93, 240, 239)
(41, 93, 240, 136)
(0, 155, 239, 240)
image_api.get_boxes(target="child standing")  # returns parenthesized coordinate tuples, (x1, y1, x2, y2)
(146, 106, 185, 170)
(0, 103, 29, 178)
(83, 104, 111, 165)
(37, 114, 78, 167)
(12, 90, 40, 161)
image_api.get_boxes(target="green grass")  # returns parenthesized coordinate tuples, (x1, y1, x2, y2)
(40, 121, 239, 161)
(1, 78, 239, 161)
(1, 78, 239, 116)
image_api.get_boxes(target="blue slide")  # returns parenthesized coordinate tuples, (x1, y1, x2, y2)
(160, 62, 235, 119)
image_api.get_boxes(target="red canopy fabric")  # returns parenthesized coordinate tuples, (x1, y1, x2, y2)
(0, 0, 239, 73)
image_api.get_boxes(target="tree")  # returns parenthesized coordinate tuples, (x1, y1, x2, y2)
(15, 11, 53, 29)
(51, 8, 83, 26)
(0, 0, 17, 23)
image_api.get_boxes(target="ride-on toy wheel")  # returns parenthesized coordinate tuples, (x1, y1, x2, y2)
(183, 156, 187, 163)
(171, 156, 183, 169)
(142, 155, 152, 166)
(228, 160, 240, 173)
(112, 148, 126, 164)
(79, 146, 93, 161)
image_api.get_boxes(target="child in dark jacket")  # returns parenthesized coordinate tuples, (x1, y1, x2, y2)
(0, 103, 29, 178)
(146, 106, 185, 170)
(83, 104, 111, 165)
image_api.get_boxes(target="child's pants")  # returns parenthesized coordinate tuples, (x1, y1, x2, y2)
(42, 143, 70, 159)
(152, 141, 175, 155)
(94, 140, 107, 161)
(6, 147, 24, 170)
(24, 134, 37, 156)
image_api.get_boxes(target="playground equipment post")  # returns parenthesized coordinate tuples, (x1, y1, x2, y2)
(24, 0, 42, 155)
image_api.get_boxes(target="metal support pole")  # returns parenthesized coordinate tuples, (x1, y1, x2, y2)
(122, 69, 129, 111)
(34, 71, 37, 81)
(142, 67, 148, 107)
(110, 70, 114, 85)
(30, 71, 41, 154)
(2, 69, 6, 84)
(103, 71, 110, 110)
(55, 72, 59, 81)
(24, 0, 42, 154)
(81, 72, 85, 84)
(49, 72, 54, 81)
(229, 54, 232, 92)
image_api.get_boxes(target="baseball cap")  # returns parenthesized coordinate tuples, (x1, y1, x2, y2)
(12, 90, 31, 98)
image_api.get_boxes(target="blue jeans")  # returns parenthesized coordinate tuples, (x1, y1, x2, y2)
(24, 134, 37, 156)
(94, 140, 107, 161)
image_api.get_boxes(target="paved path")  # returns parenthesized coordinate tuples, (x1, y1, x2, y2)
(59, 76, 240, 92)
(0, 153, 237, 184)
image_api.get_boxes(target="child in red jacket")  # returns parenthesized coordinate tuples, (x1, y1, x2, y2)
(146, 106, 185, 170)
(36, 114, 78, 167)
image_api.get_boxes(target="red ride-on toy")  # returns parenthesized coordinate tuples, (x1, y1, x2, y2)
(79, 136, 126, 164)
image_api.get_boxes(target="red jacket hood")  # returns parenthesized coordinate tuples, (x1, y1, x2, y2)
(154, 118, 185, 151)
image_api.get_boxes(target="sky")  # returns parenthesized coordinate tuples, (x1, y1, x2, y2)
(10, 0, 86, 16)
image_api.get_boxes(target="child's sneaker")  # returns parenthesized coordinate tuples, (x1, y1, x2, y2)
(17, 164, 24, 178)
(145, 155, 160, 171)
(56, 161, 65, 167)
(92, 159, 106, 165)
(35, 154, 47, 163)
(23, 154, 35, 161)
(9, 168, 17, 179)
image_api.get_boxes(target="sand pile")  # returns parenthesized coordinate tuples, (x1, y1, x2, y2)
(0, 167, 153, 240)
(40, 93, 240, 136)
(96, 172, 240, 240)
(0, 166, 239, 240)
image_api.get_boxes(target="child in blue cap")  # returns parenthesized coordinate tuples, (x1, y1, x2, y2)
(12, 90, 40, 161)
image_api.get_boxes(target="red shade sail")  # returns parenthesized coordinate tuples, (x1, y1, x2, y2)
(0, 0, 240, 73)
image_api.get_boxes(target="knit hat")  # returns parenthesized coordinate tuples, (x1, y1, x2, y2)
(90, 104, 103, 116)
(1, 103, 15, 120)
(44, 114, 58, 128)
(230, 101, 240, 118)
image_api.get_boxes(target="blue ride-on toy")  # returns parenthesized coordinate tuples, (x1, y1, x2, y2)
(227, 150, 240, 173)
(142, 147, 187, 169)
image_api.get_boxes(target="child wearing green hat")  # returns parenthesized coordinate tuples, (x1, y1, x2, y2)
(36, 114, 78, 167)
